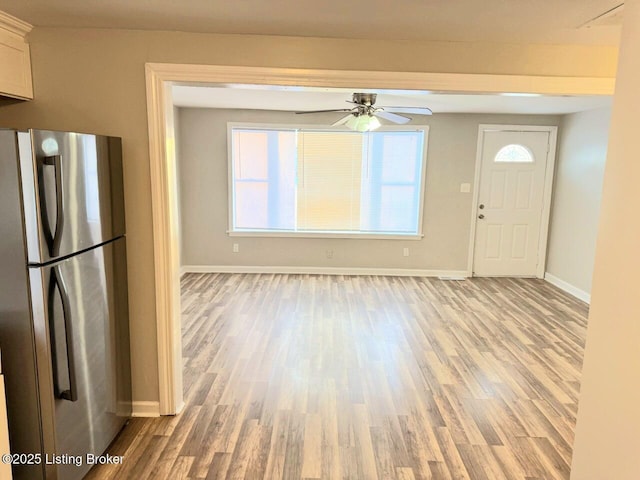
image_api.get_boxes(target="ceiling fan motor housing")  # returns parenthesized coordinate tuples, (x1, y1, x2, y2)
(352, 93, 378, 116)
(353, 93, 377, 106)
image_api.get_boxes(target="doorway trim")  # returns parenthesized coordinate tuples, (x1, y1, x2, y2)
(466, 124, 558, 279)
(145, 63, 611, 415)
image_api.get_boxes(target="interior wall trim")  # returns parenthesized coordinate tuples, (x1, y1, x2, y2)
(146, 63, 614, 416)
(545, 272, 591, 304)
(181, 265, 470, 278)
(0, 9, 32, 37)
(131, 401, 161, 418)
(147, 63, 616, 96)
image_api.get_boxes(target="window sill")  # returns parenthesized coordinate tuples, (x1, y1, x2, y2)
(227, 231, 424, 240)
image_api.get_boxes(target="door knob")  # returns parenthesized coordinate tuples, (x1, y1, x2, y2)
(478, 214, 485, 219)
(479, 204, 485, 209)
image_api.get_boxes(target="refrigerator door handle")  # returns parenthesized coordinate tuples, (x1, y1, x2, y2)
(37, 155, 65, 257)
(47, 266, 78, 402)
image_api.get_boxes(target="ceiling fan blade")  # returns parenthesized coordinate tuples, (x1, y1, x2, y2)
(332, 114, 353, 127)
(380, 106, 433, 115)
(295, 108, 353, 114)
(375, 110, 411, 124)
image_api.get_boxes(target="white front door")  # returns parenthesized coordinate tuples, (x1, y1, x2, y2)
(473, 129, 552, 277)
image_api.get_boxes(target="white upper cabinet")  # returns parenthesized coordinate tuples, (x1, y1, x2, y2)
(0, 10, 33, 100)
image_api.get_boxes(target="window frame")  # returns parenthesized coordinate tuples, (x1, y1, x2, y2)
(226, 122, 429, 240)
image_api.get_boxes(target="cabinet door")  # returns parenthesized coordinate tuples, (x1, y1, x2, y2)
(0, 24, 33, 99)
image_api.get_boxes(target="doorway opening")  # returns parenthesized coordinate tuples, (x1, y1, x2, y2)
(145, 63, 613, 414)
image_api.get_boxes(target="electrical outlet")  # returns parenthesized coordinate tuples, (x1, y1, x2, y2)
(232, 243, 239, 253)
(326, 250, 334, 259)
(403, 247, 409, 257)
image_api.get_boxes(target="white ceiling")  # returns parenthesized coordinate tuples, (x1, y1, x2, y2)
(0, 0, 623, 45)
(172, 85, 612, 115)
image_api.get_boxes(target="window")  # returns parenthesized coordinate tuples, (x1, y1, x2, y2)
(228, 125, 428, 238)
(494, 144, 534, 163)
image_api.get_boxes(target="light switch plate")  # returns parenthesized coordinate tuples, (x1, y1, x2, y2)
(460, 183, 471, 193)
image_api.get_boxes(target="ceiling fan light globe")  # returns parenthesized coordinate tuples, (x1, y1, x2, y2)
(355, 117, 370, 132)
(346, 114, 381, 132)
(368, 116, 381, 131)
(345, 115, 361, 130)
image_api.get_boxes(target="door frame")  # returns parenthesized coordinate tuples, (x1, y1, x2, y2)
(146, 63, 610, 415)
(466, 124, 558, 279)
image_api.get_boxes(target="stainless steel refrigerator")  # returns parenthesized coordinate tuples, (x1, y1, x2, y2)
(0, 129, 132, 480)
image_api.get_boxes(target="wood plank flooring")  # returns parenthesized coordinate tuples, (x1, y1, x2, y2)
(86, 274, 588, 480)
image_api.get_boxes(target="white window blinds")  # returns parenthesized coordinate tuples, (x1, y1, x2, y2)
(230, 126, 427, 237)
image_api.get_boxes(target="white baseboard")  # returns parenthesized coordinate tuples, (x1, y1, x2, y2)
(131, 401, 161, 417)
(181, 265, 469, 278)
(545, 273, 591, 304)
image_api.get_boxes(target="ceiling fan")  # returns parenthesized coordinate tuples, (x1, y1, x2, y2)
(295, 93, 433, 132)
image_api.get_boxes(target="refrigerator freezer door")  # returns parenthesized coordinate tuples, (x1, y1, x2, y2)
(30, 238, 131, 480)
(18, 130, 125, 264)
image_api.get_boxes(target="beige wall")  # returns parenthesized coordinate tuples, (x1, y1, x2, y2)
(178, 107, 560, 271)
(546, 107, 611, 297)
(570, 0, 640, 478)
(0, 26, 618, 404)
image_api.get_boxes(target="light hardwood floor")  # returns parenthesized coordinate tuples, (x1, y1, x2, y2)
(86, 274, 588, 480)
